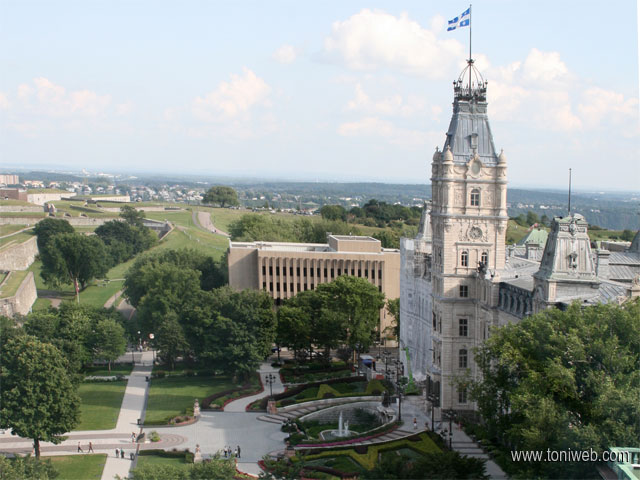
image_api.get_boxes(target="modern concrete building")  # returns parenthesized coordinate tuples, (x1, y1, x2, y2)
(399, 59, 640, 415)
(0, 174, 19, 185)
(228, 234, 400, 340)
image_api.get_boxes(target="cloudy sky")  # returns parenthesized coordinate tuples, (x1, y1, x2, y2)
(1, 0, 638, 190)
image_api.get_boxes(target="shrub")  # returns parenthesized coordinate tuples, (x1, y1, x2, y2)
(154, 370, 166, 378)
(185, 369, 195, 377)
(149, 431, 161, 442)
(354, 445, 368, 454)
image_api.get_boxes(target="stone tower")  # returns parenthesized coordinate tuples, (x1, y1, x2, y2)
(429, 61, 508, 410)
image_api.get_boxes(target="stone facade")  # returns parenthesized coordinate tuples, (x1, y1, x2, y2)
(0, 271, 37, 317)
(0, 236, 38, 271)
(27, 192, 76, 205)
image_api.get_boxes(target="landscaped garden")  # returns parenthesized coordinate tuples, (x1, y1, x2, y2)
(48, 454, 107, 480)
(279, 361, 352, 384)
(76, 380, 128, 430)
(249, 376, 390, 411)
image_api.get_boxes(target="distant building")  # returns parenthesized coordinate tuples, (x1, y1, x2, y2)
(399, 60, 640, 414)
(0, 174, 19, 185)
(0, 188, 28, 202)
(228, 235, 400, 342)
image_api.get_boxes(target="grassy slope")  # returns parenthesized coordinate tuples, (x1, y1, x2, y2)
(76, 381, 127, 430)
(0, 230, 34, 249)
(0, 270, 29, 298)
(48, 454, 107, 480)
(0, 224, 29, 236)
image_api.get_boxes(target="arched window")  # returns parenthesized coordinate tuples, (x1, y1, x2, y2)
(461, 250, 469, 267)
(459, 349, 468, 368)
(481, 251, 488, 266)
(470, 189, 480, 206)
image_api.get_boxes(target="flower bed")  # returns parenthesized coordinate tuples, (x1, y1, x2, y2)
(295, 421, 400, 448)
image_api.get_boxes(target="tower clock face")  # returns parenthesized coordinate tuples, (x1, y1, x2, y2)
(470, 226, 483, 240)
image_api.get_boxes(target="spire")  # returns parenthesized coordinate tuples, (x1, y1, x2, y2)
(443, 61, 498, 165)
(416, 201, 432, 242)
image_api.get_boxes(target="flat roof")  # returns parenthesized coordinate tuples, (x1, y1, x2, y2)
(330, 235, 378, 242)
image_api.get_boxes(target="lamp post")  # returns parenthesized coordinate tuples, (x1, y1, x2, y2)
(149, 333, 155, 364)
(265, 373, 276, 399)
(137, 331, 141, 349)
(442, 409, 454, 448)
(393, 360, 407, 423)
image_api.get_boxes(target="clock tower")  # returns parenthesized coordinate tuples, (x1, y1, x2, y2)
(429, 60, 508, 410)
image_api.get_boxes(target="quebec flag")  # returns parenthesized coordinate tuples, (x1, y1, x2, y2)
(447, 7, 470, 31)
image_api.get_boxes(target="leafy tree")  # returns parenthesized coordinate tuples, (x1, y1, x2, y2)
(276, 304, 311, 358)
(202, 186, 239, 207)
(526, 210, 540, 225)
(92, 318, 127, 372)
(540, 214, 550, 227)
(0, 336, 80, 458)
(95, 220, 157, 266)
(386, 298, 400, 340)
(33, 217, 74, 251)
(119, 204, 145, 227)
(319, 204, 347, 221)
(316, 276, 385, 357)
(39, 233, 108, 300)
(469, 300, 640, 479)
(0, 455, 58, 480)
(621, 229, 635, 241)
(155, 313, 189, 370)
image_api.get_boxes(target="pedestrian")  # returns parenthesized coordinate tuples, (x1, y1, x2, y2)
(237, 445, 241, 459)
(121, 449, 125, 459)
(233, 447, 238, 458)
(131, 432, 136, 443)
(77, 442, 83, 453)
(88, 441, 94, 453)
(223, 446, 227, 458)
(115, 448, 119, 458)
(413, 417, 417, 430)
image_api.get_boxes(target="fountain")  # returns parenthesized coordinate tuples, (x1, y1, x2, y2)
(320, 411, 351, 440)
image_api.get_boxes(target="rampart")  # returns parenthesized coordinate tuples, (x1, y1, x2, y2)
(0, 271, 37, 317)
(0, 236, 38, 270)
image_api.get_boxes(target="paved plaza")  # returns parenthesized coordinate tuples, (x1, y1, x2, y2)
(1, 352, 506, 479)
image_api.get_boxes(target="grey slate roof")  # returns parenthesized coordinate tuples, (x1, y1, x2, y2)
(609, 264, 640, 282)
(609, 251, 640, 265)
(443, 97, 499, 165)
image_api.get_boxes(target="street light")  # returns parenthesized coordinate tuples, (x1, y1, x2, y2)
(393, 360, 407, 423)
(149, 333, 155, 364)
(265, 373, 276, 399)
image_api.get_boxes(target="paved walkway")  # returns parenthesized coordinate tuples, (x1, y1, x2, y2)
(0, 351, 154, 480)
(224, 361, 284, 412)
(193, 210, 230, 237)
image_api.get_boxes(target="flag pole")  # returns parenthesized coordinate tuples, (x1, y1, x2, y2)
(468, 4, 472, 90)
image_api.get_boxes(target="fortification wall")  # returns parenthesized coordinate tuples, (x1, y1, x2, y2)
(0, 216, 115, 226)
(0, 271, 37, 317)
(0, 236, 38, 270)
(0, 206, 43, 213)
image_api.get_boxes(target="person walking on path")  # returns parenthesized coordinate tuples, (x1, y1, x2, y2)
(131, 432, 136, 443)
(413, 417, 418, 430)
(88, 442, 94, 453)
(237, 445, 241, 459)
(77, 442, 83, 453)
(115, 448, 119, 458)
(120, 449, 125, 459)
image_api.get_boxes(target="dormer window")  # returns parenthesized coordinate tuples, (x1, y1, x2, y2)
(470, 189, 480, 206)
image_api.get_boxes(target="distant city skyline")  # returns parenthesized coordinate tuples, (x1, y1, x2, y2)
(1, 0, 638, 190)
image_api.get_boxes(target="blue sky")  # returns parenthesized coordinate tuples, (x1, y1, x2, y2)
(1, 0, 638, 190)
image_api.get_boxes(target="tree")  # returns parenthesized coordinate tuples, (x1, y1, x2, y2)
(276, 304, 312, 358)
(0, 336, 80, 458)
(364, 451, 488, 479)
(621, 229, 635, 241)
(95, 220, 157, 266)
(0, 455, 58, 480)
(33, 217, 75, 251)
(202, 186, 239, 207)
(386, 298, 400, 340)
(526, 211, 540, 226)
(319, 204, 347, 221)
(316, 276, 385, 357)
(119, 205, 145, 227)
(155, 313, 188, 370)
(39, 233, 108, 301)
(92, 318, 127, 372)
(469, 300, 640, 478)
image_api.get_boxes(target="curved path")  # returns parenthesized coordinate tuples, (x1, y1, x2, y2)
(193, 210, 230, 237)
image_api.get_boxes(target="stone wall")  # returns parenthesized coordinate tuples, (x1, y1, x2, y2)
(0, 216, 115, 226)
(27, 192, 76, 205)
(0, 271, 37, 317)
(0, 236, 38, 270)
(0, 206, 43, 213)
(298, 401, 385, 425)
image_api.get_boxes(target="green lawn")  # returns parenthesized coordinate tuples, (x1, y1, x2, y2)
(0, 230, 34, 249)
(79, 279, 124, 307)
(48, 454, 107, 480)
(76, 381, 127, 430)
(144, 375, 239, 425)
(32, 297, 52, 311)
(0, 224, 28, 236)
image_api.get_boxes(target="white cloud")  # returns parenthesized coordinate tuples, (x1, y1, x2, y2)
(323, 9, 464, 78)
(272, 44, 298, 64)
(192, 68, 271, 121)
(338, 116, 427, 147)
(12, 77, 112, 117)
(0, 92, 9, 109)
(486, 48, 637, 133)
(346, 83, 425, 117)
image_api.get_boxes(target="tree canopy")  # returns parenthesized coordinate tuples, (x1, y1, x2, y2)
(469, 300, 640, 478)
(0, 335, 80, 458)
(39, 232, 108, 299)
(119, 204, 145, 226)
(202, 186, 239, 207)
(95, 220, 157, 266)
(33, 217, 74, 251)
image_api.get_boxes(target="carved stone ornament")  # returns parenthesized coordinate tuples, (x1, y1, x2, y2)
(469, 226, 483, 240)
